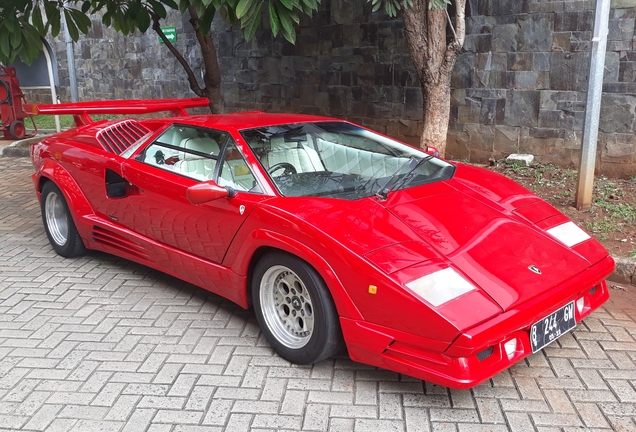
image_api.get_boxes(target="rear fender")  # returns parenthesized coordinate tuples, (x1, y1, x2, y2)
(226, 228, 362, 320)
(35, 159, 94, 238)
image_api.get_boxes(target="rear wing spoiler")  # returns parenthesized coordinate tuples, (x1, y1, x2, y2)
(35, 98, 210, 127)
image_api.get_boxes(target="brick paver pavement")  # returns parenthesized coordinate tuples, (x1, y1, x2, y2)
(1, 156, 635, 432)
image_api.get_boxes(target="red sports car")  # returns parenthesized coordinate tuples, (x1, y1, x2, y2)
(30, 98, 613, 389)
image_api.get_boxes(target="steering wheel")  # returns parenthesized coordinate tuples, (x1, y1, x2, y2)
(268, 162, 297, 176)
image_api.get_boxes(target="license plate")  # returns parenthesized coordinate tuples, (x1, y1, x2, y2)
(530, 301, 576, 353)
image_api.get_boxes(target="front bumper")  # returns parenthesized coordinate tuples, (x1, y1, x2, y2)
(340, 256, 613, 389)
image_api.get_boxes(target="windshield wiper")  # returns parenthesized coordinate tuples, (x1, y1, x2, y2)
(375, 155, 434, 201)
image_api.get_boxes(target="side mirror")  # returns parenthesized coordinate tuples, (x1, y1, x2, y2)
(186, 181, 230, 204)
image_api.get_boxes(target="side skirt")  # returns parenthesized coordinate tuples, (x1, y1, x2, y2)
(81, 214, 248, 308)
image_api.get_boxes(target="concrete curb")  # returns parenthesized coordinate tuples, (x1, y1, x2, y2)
(608, 256, 636, 286)
(1, 136, 40, 157)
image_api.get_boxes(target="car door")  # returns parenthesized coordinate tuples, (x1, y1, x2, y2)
(120, 123, 269, 264)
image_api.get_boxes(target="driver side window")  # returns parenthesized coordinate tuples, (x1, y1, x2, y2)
(141, 124, 227, 181)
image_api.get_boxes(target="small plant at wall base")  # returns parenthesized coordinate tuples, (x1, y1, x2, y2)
(0, 0, 320, 114)
(367, 0, 466, 157)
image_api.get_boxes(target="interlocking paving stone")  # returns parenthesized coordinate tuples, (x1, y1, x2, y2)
(1, 157, 636, 431)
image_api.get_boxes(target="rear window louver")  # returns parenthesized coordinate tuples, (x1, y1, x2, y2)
(96, 120, 150, 154)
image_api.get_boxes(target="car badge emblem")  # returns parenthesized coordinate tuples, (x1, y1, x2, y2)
(239, 205, 245, 215)
(528, 265, 542, 275)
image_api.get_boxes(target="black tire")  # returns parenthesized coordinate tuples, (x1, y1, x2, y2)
(9, 121, 25, 139)
(40, 182, 86, 258)
(252, 252, 343, 365)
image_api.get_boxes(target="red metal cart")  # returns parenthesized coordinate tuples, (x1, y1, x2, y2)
(0, 65, 38, 140)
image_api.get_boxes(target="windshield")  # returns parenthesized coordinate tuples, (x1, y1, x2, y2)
(241, 122, 455, 199)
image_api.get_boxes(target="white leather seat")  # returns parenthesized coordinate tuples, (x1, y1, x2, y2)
(174, 137, 219, 180)
(316, 137, 408, 177)
(263, 136, 324, 173)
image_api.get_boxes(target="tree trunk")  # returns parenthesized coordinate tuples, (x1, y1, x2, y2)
(153, 9, 225, 114)
(403, 0, 465, 157)
(202, 85, 224, 114)
(189, 6, 225, 114)
(421, 77, 452, 151)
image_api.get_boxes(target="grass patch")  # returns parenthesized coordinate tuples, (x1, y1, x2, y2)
(31, 115, 75, 130)
(30, 114, 127, 131)
(585, 219, 620, 235)
(596, 201, 636, 223)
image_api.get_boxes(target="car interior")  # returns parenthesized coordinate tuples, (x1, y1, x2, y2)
(140, 125, 259, 192)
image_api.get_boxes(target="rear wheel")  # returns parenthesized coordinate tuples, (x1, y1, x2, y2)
(41, 182, 86, 258)
(9, 121, 25, 139)
(252, 252, 343, 365)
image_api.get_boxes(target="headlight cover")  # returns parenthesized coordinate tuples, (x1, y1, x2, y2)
(406, 267, 476, 307)
(547, 221, 591, 247)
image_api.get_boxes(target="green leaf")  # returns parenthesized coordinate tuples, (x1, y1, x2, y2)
(429, 0, 451, 9)
(4, 16, 15, 33)
(281, 25, 295, 44)
(64, 9, 80, 41)
(200, 3, 217, 32)
(268, 2, 280, 37)
(151, 1, 168, 18)
(50, 9, 61, 37)
(303, 0, 318, 10)
(103, 11, 112, 27)
(289, 10, 299, 24)
(43, 1, 57, 19)
(137, 10, 151, 32)
(82, 1, 91, 13)
(372, 2, 381, 12)
(32, 5, 44, 33)
(279, 0, 294, 11)
(235, 0, 251, 19)
(128, 1, 141, 18)
(10, 26, 22, 49)
(69, 8, 92, 34)
(0, 30, 10, 58)
(275, 2, 295, 35)
(21, 23, 42, 48)
(243, 2, 261, 40)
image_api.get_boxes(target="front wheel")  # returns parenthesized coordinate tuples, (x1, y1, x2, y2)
(252, 252, 343, 365)
(41, 182, 86, 258)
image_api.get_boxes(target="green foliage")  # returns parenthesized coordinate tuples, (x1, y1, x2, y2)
(91, 0, 180, 34)
(369, 0, 450, 17)
(0, 0, 319, 65)
(238, 0, 319, 43)
(0, 0, 91, 65)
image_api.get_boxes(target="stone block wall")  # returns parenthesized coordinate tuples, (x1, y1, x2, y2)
(39, 0, 636, 175)
(43, 12, 207, 103)
(450, 0, 636, 175)
(215, 1, 425, 143)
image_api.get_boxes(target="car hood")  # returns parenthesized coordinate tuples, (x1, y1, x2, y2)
(379, 181, 592, 310)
